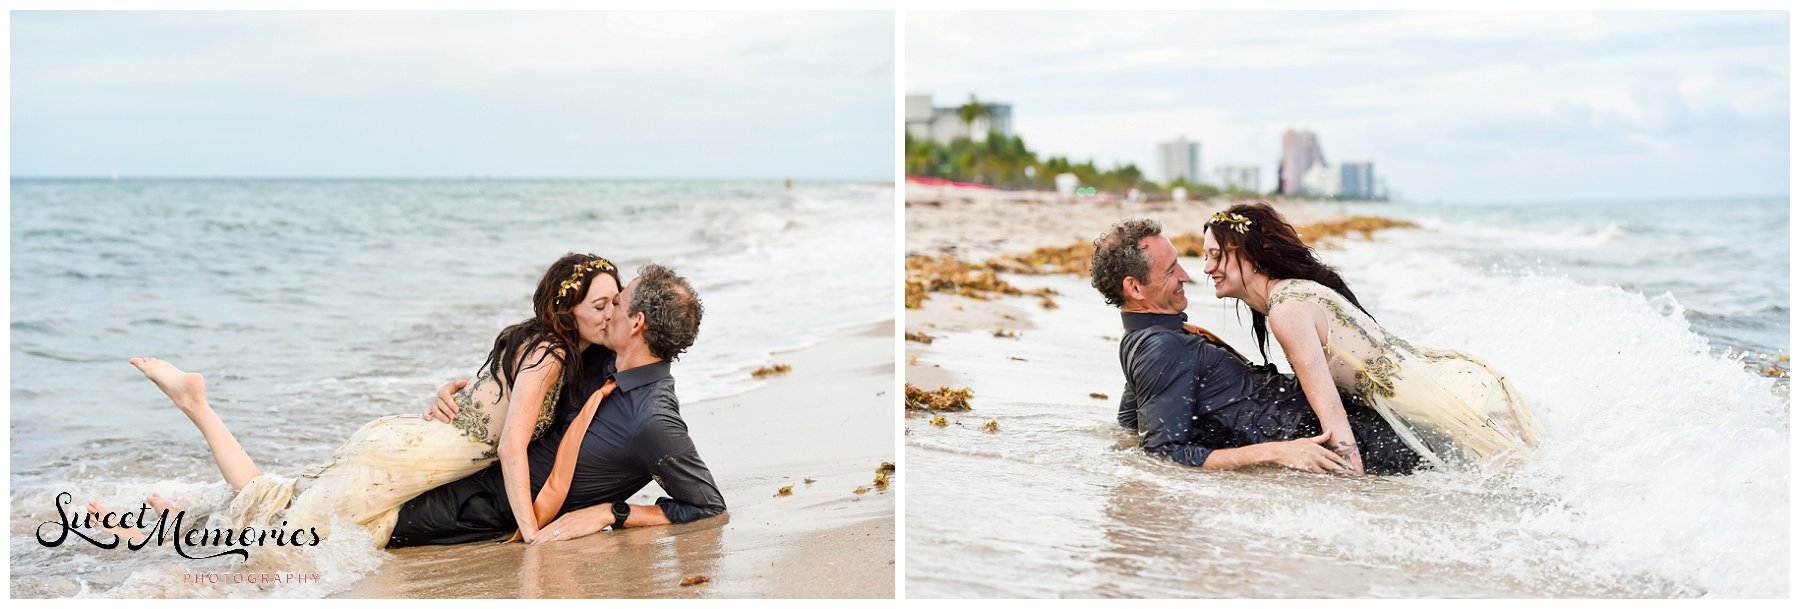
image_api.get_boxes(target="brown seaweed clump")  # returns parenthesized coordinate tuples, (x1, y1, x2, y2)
(680, 576, 710, 587)
(906, 384, 973, 411)
(906, 254, 1057, 308)
(928, 415, 949, 427)
(981, 419, 999, 433)
(905, 331, 935, 344)
(751, 363, 791, 378)
(873, 473, 890, 489)
(985, 242, 1096, 276)
(774, 485, 793, 497)
(876, 461, 895, 476)
(1089, 392, 1109, 400)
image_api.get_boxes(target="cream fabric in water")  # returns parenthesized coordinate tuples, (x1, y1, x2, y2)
(227, 372, 560, 547)
(1269, 279, 1543, 469)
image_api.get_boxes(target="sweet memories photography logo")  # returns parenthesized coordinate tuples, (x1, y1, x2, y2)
(36, 492, 323, 561)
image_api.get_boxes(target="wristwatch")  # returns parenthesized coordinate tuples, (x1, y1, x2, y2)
(609, 502, 630, 531)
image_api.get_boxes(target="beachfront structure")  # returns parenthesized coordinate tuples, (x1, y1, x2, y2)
(1278, 129, 1326, 195)
(1339, 160, 1376, 199)
(905, 94, 1014, 145)
(1156, 136, 1201, 185)
(1213, 165, 1261, 193)
(1300, 163, 1341, 197)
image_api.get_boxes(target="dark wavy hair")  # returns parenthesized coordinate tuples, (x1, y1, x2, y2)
(1089, 218, 1164, 308)
(1205, 202, 1372, 363)
(481, 253, 621, 394)
(629, 264, 703, 361)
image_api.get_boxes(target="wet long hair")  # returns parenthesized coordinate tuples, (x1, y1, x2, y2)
(1205, 202, 1372, 364)
(480, 253, 621, 396)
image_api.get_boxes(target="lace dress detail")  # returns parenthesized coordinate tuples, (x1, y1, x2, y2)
(1267, 279, 1543, 469)
(226, 362, 565, 548)
(450, 368, 563, 461)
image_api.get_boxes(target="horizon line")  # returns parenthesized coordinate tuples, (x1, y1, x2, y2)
(9, 174, 893, 182)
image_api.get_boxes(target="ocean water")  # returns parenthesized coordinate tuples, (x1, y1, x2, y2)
(1360, 197, 1788, 371)
(905, 197, 1788, 598)
(8, 178, 894, 597)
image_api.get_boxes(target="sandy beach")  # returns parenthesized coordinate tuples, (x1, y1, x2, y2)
(905, 182, 1357, 260)
(331, 320, 896, 598)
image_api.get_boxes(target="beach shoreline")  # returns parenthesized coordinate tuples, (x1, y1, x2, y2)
(325, 320, 894, 599)
(905, 182, 1369, 261)
(904, 184, 1788, 597)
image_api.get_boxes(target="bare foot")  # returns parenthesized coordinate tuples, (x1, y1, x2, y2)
(145, 492, 177, 514)
(87, 500, 148, 543)
(129, 357, 207, 415)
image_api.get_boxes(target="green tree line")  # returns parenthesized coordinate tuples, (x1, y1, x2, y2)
(904, 130, 1264, 199)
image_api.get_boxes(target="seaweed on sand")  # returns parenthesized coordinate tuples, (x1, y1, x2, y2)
(751, 363, 791, 378)
(906, 384, 973, 411)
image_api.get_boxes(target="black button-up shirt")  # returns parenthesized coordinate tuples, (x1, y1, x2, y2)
(388, 348, 727, 547)
(1117, 311, 1421, 474)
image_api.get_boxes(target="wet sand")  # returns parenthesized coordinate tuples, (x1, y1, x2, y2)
(336, 321, 896, 598)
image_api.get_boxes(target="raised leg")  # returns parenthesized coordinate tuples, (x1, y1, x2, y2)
(130, 357, 262, 490)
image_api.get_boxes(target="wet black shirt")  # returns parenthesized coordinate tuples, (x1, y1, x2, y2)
(388, 349, 727, 547)
(1117, 312, 1421, 475)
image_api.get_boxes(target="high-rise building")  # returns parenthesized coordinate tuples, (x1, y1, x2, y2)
(1279, 129, 1325, 195)
(1339, 161, 1375, 199)
(905, 94, 1014, 145)
(1156, 136, 1201, 185)
(1300, 163, 1341, 197)
(1212, 165, 1261, 193)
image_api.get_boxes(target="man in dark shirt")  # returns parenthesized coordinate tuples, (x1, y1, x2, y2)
(390, 264, 726, 546)
(1089, 219, 1423, 475)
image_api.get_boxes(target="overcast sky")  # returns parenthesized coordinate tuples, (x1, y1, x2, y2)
(12, 11, 894, 179)
(908, 11, 1788, 202)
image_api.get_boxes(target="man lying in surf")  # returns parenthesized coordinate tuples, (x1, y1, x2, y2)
(1088, 219, 1423, 475)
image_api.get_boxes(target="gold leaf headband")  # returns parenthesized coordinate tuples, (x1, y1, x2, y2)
(556, 257, 617, 303)
(1210, 212, 1253, 233)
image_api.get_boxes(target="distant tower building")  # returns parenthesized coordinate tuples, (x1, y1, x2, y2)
(1212, 165, 1261, 193)
(1300, 163, 1341, 197)
(905, 94, 1014, 145)
(1279, 129, 1326, 195)
(1156, 136, 1201, 185)
(1339, 160, 1375, 199)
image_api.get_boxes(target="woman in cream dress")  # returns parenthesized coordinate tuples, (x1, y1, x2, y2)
(102, 253, 621, 547)
(1200, 203, 1542, 472)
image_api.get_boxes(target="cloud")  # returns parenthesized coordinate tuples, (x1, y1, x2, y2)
(907, 10, 1788, 200)
(11, 12, 895, 178)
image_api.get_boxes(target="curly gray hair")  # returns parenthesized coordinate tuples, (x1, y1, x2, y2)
(1089, 218, 1164, 308)
(629, 264, 703, 361)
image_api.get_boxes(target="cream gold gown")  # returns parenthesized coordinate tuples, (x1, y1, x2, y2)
(1267, 279, 1543, 469)
(227, 368, 560, 547)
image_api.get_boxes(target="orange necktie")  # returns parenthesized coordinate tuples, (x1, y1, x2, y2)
(510, 379, 617, 542)
(1182, 322, 1249, 362)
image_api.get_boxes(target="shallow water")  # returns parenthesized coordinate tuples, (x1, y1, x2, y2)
(9, 178, 895, 597)
(905, 205, 1787, 597)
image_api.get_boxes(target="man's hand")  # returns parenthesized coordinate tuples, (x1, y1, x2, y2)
(1264, 429, 1354, 475)
(530, 503, 613, 545)
(423, 379, 469, 423)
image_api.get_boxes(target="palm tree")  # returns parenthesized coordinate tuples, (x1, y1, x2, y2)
(957, 95, 994, 142)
